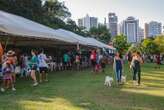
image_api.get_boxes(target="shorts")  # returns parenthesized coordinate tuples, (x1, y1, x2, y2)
(91, 60, 96, 67)
(3, 73, 12, 80)
(76, 61, 80, 64)
(11, 65, 15, 73)
(0, 65, 2, 77)
(31, 64, 37, 70)
(64, 62, 68, 66)
(39, 67, 48, 73)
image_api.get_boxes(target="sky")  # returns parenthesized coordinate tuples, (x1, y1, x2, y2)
(59, 0, 164, 28)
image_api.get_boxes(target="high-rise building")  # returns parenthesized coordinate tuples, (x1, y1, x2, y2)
(78, 14, 98, 31)
(144, 21, 162, 38)
(108, 13, 118, 37)
(78, 19, 83, 28)
(118, 21, 125, 35)
(138, 27, 144, 42)
(119, 17, 139, 43)
(144, 23, 149, 39)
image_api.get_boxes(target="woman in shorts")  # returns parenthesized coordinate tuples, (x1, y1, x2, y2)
(29, 50, 38, 86)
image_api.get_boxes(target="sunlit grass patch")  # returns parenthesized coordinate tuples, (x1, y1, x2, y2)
(0, 63, 164, 110)
(19, 97, 84, 110)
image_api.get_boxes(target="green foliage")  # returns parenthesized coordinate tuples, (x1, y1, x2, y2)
(0, 0, 89, 37)
(65, 19, 80, 32)
(128, 43, 143, 54)
(42, 0, 71, 20)
(141, 36, 164, 54)
(89, 25, 111, 44)
(154, 35, 164, 53)
(0, 0, 71, 29)
(112, 34, 130, 54)
(0, 0, 43, 23)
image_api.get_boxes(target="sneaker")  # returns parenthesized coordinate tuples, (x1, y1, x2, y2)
(1, 88, 5, 92)
(33, 82, 38, 87)
(12, 87, 16, 91)
(137, 83, 140, 86)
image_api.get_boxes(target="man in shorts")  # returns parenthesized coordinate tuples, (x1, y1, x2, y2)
(38, 50, 48, 83)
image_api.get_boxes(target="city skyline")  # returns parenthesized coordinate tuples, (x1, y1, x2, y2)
(60, 0, 164, 28)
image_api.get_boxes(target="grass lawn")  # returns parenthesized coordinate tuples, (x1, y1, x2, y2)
(0, 63, 164, 110)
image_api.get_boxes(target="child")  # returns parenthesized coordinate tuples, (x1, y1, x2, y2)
(1, 60, 16, 92)
(6, 50, 17, 84)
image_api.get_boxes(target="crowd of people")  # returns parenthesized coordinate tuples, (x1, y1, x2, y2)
(0, 49, 50, 92)
(0, 47, 163, 92)
(0, 48, 110, 92)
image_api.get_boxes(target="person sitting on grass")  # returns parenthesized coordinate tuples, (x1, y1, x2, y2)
(1, 60, 16, 92)
(38, 49, 49, 83)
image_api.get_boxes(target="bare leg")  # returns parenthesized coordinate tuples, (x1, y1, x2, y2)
(31, 70, 38, 86)
(39, 73, 43, 83)
(12, 73, 16, 83)
(45, 73, 48, 81)
(1, 79, 6, 92)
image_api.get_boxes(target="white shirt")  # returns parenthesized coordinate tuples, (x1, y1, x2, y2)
(38, 53, 48, 68)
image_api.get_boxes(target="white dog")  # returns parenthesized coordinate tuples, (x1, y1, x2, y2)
(104, 76, 113, 87)
(121, 75, 126, 84)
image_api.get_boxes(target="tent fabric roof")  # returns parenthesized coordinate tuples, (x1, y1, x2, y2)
(86, 38, 115, 50)
(55, 29, 88, 45)
(55, 29, 115, 50)
(0, 10, 77, 44)
(0, 10, 115, 50)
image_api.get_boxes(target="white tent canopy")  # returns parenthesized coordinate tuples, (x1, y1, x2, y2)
(0, 10, 115, 50)
(55, 29, 115, 50)
(86, 37, 115, 50)
(0, 10, 77, 44)
(54, 29, 88, 45)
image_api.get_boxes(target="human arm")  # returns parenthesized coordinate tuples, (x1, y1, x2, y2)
(113, 58, 115, 70)
(130, 58, 134, 69)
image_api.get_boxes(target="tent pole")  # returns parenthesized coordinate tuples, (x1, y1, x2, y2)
(4, 37, 10, 51)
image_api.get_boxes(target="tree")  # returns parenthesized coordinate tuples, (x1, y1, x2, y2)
(0, 0, 71, 29)
(41, 0, 71, 28)
(112, 34, 130, 54)
(154, 35, 164, 53)
(128, 43, 143, 54)
(89, 25, 111, 43)
(0, 0, 43, 23)
(0, 0, 91, 37)
(65, 19, 79, 32)
(141, 38, 159, 54)
(42, 0, 71, 20)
